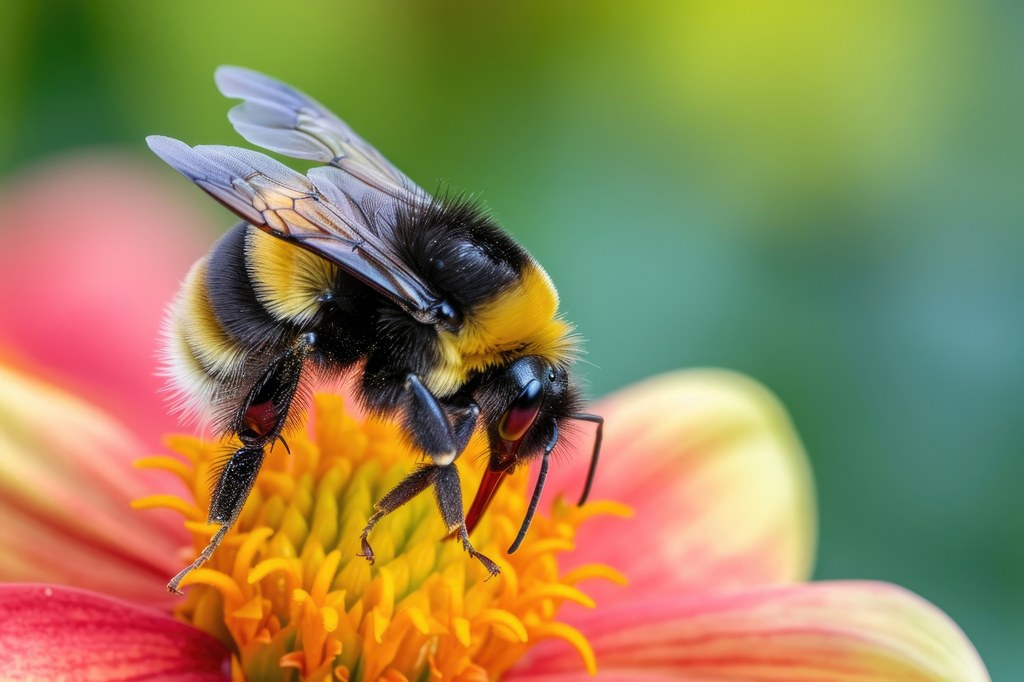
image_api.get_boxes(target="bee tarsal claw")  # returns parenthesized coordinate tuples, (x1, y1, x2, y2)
(357, 536, 376, 565)
(474, 552, 501, 580)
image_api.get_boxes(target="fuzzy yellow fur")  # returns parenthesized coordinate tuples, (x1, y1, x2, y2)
(175, 258, 246, 378)
(245, 228, 337, 325)
(427, 262, 575, 396)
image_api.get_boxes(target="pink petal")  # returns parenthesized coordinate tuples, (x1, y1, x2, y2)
(508, 581, 989, 681)
(0, 584, 228, 681)
(0, 153, 214, 449)
(550, 370, 816, 603)
(0, 361, 187, 609)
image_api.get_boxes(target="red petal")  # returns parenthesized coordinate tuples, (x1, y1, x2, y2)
(549, 370, 815, 604)
(0, 584, 228, 680)
(0, 154, 214, 449)
(0, 362, 187, 608)
(509, 581, 989, 681)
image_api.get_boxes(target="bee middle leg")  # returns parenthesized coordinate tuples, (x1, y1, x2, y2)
(402, 374, 479, 464)
(359, 373, 498, 574)
(358, 464, 436, 564)
(358, 462, 500, 578)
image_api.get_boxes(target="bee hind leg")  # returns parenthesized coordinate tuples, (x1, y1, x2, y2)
(167, 445, 265, 594)
(168, 338, 309, 595)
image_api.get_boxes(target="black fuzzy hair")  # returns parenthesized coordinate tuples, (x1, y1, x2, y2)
(387, 192, 530, 313)
(205, 223, 296, 348)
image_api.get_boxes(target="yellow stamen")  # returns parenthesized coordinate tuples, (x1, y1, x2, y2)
(130, 494, 203, 520)
(474, 609, 529, 642)
(139, 394, 625, 680)
(528, 622, 598, 676)
(562, 563, 629, 587)
(179, 568, 245, 603)
(518, 583, 597, 610)
(248, 557, 301, 585)
(133, 455, 193, 484)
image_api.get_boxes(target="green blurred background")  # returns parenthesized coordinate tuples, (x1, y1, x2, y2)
(2, 0, 1020, 676)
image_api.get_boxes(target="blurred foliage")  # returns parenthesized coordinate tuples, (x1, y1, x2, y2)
(1, 0, 1022, 677)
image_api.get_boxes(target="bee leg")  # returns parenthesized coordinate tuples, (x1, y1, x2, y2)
(358, 465, 437, 564)
(359, 374, 489, 570)
(400, 378, 495, 572)
(435, 463, 501, 578)
(402, 373, 465, 463)
(167, 445, 265, 594)
(448, 401, 481, 454)
(168, 339, 309, 595)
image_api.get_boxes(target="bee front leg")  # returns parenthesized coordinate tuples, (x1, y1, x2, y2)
(434, 463, 501, 578)
(446, 400, 481, 455)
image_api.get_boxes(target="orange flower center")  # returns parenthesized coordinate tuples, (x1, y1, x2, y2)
(134, 394, 629, 680)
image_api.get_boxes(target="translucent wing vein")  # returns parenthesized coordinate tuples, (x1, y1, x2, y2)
(147, 135, 440, 319)
(214, 65, 416, 201)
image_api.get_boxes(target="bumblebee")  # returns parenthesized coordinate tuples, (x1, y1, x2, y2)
(148, 67, 602, 594)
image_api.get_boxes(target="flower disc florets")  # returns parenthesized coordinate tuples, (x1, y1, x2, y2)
(135, 394, 627, 681)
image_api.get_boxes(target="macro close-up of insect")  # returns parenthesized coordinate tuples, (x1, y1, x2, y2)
(147, 67, 604, 594)
(3, 5, 1017, 677)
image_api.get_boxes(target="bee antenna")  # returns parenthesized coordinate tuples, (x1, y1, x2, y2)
(570, 412, 603, 506)
(507, 424, 558, 554)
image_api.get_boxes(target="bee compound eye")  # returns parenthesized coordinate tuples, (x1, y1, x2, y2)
(438, 301, 456, 320)
(498, 379, 544, 442)
(431, 300, 462, 330)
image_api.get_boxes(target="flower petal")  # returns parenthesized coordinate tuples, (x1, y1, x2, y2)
(0, 584, 228, 680)
(550, 370, 815, 602)
(0, 361, 187, 608)
(0, 154, 214, 448)
(508, 581, 989, 681)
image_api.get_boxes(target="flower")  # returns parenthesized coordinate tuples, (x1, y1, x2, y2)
(0, 158, 991, 680)
(504, 372, 988, 681)
(133, 392, 630, 680)
(0, 360, 990, 681)
(0, 153, 212, 450)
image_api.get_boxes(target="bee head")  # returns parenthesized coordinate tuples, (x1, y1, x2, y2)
(466, 356, 599, 550)
(478, 356, 578, 469)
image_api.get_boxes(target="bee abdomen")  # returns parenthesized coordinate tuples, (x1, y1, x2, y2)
(244, 227, 338, 328)
(163, 224, 343, 429)
(161, 255, 247, 426)
(205, 224, 295, 347)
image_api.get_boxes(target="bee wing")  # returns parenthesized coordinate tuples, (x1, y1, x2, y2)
(147, 135, 444, 323)
(214, 66, 418, 203)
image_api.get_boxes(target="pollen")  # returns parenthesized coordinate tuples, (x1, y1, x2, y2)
(135, 394, 629, 681)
